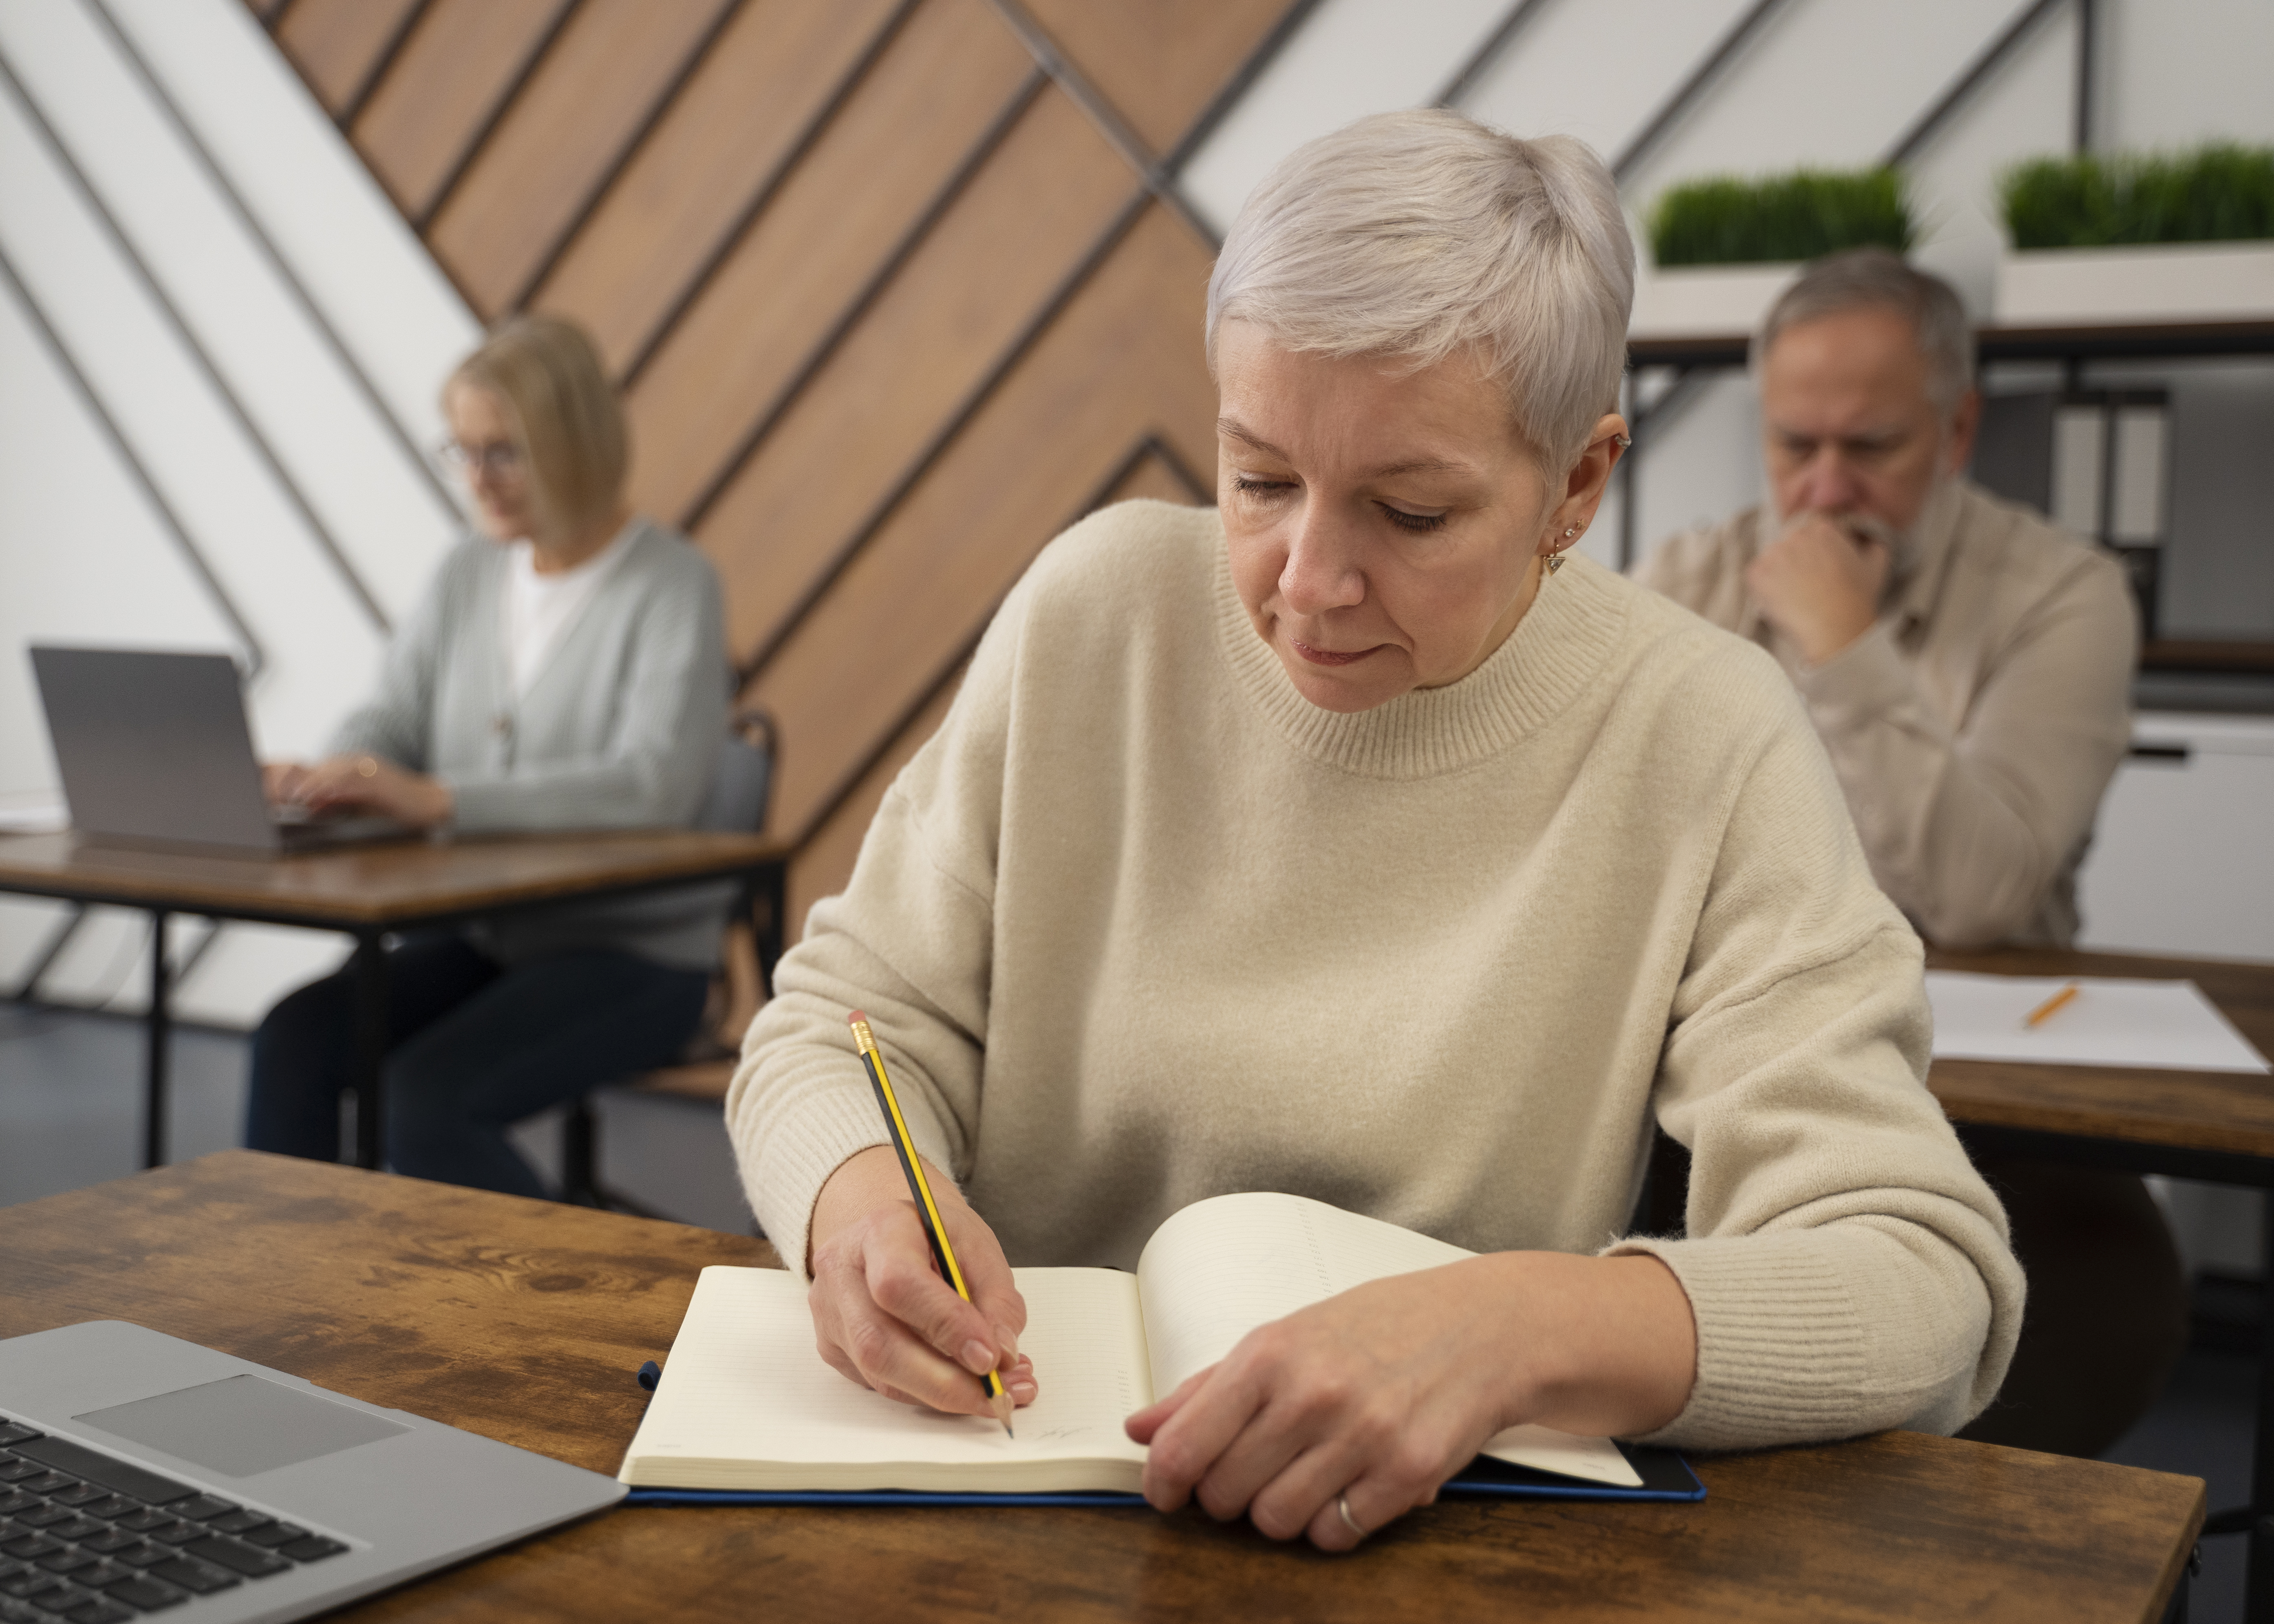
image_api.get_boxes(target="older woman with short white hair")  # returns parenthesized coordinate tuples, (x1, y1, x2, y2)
(729, 110, 2022, 1549)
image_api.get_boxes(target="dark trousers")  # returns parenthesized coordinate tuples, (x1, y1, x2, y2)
(245, 932, 710, 1199)
(1957, 1154, 2191, 1458)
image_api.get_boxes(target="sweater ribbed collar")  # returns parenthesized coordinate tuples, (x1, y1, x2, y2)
(1211, 536, 1630, 778)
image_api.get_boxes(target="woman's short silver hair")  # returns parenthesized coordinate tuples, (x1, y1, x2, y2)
(1206, 109, 1634, 471)
(1753, 248, 1975, 419)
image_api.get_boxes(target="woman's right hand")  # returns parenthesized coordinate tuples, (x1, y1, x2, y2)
(262, 761, 311, 805)
(806, 1145, 1035, 1418)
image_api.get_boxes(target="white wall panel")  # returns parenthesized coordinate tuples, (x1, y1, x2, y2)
(103, 0, 482, 480)
(1177, 0, 1510, 234)
(0, 84, 384, 756)
(1899, 6, 2075, 315)
(2099, 0, 2274, 151)
(0, 278, 238, 800)
(1463, 0, 1752, 165)
(1619, 0, 2037, 199)
(0, 0, 479, 1030)
(0, 0, 455, 624)
(2080, 714, 2274, 963)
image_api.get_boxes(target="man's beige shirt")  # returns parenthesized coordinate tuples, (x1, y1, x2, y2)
(1633, 479, 2137, 948)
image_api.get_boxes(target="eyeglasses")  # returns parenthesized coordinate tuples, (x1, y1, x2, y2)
(437, 439, 526, 478)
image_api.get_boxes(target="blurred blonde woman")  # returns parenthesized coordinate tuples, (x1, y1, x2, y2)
(248, 314, 729, 1197)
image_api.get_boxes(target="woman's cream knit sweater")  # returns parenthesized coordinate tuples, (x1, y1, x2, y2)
(728, 500, 2023, 1450)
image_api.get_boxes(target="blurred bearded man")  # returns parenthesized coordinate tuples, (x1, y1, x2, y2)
(1635, 248, 2135, 949)
(1637, 247, 2173, 1462)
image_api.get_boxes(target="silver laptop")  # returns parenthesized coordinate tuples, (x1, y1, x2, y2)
(0, 1320, 625, 1622)
(28, 648, 410, 853)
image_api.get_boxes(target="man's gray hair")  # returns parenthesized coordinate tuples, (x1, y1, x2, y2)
(1206, 109, 1634, 472)
(1754, 248, 1975, 416)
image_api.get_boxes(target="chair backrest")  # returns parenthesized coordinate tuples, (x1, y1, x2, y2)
(697, 710, 776, 835)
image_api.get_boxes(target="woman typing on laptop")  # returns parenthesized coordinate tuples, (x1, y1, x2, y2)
(245, 315, 731, 1198)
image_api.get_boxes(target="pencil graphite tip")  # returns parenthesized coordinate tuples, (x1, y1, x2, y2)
(993, 1389, 1015, 1439)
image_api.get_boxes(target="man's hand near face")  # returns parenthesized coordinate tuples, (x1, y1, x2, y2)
(1745, 514, 1890, 667)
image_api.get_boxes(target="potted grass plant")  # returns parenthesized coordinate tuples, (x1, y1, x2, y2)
(1996, 143, 2274, 325)
(1632, 168, 1913, 337)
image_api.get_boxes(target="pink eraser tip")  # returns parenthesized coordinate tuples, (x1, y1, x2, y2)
(847, 1010, 867, 1026)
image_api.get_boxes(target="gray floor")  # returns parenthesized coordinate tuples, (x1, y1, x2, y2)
(0, 1004, 2256, 1620)
(0, 1002, 753, 1230)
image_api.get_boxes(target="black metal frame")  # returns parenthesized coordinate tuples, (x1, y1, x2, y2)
(1616, 321, 2274, 571)
(1954, 1122, 2273, 1620)
(0, 849, 784, 1174)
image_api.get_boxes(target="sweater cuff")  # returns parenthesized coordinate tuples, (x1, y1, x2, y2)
(437, 775, 517, 834)
(741, 1083, 894, 1280)
(1605, 1231, 1867, 1451)
(1792, 621, 1915, 739)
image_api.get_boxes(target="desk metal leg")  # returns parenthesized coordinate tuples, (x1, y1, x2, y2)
(2251, 1194, 2274, 1624)
(143, 910, 169, 1170)
(754, 859, 788, 998)
(350, 933, 388, 1170)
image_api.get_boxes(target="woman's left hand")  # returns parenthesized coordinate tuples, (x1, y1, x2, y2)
(286, 754, 454, 829)
(1125, 1251, 1695, 1551)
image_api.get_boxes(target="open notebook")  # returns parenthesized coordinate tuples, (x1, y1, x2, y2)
(620, 1192, 1698, 1503)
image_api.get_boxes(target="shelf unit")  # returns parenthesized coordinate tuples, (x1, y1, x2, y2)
(1619, 318, 2274, 680)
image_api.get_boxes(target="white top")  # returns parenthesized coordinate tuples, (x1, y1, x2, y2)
(501, 523, 638, 697)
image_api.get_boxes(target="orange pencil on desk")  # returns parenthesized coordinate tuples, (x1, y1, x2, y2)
(2023, 981, 2080, 1029)
(847, 1010, 1014, 1438)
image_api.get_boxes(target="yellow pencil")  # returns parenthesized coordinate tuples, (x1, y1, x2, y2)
(847, 1011, 1014, 1437)
(2023, 981, 2080, 1029)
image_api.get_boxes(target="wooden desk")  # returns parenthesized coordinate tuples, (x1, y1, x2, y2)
(1926, 945, 2274, 1617)
(0, 1153, 2205, 1623)
(0, 830, 787, 1169)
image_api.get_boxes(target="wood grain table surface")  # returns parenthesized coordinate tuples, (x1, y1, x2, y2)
(0, 1153, 2205, 1624)
(1926, 946, 2274, 1161)
(0, 830, 787, 930)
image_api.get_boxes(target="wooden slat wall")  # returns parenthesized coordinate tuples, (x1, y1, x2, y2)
(256, 0, 1291, 923)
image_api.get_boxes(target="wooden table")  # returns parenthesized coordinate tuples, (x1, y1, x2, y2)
(0, 1153, 2205, 1623)
(0, 830, 786, 1169)
(1927, 945, 2274, 1619)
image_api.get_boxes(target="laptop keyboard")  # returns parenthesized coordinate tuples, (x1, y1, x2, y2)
(0, 1419, 346, 1622)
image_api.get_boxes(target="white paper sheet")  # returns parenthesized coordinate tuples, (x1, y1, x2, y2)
(1925, 972, 2269, 1074)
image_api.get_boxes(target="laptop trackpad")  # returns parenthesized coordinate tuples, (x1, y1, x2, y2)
(78, 1374, 410, 1478)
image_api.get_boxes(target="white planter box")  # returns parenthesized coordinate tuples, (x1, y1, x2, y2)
(1996, 240, 2274, 326)
(1629, 262, 1799, 339)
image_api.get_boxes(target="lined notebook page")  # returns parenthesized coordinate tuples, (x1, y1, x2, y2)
(621, 1266, 1152, 1492)
(1134, 1193, 1640, 1488)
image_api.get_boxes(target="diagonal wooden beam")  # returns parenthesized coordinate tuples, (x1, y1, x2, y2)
(503, 0, 749, 315)
(677, 68, 1050, 533)
(337, 0, 433, 132)
(414, 0, 583, 230)
(732, 185, 1155, 690)
(617, 0, 924, 390)
(786, 432, 1208, 850)
(982, 0, 1215, 246)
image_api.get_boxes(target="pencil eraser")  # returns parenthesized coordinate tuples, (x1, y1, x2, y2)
(846, 1010, 867, 1027)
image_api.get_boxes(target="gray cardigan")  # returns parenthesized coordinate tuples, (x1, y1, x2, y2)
(331, 518, 732, 969)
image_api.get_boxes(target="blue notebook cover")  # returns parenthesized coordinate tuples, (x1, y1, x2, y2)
(623, 1442, 1703, 1508)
